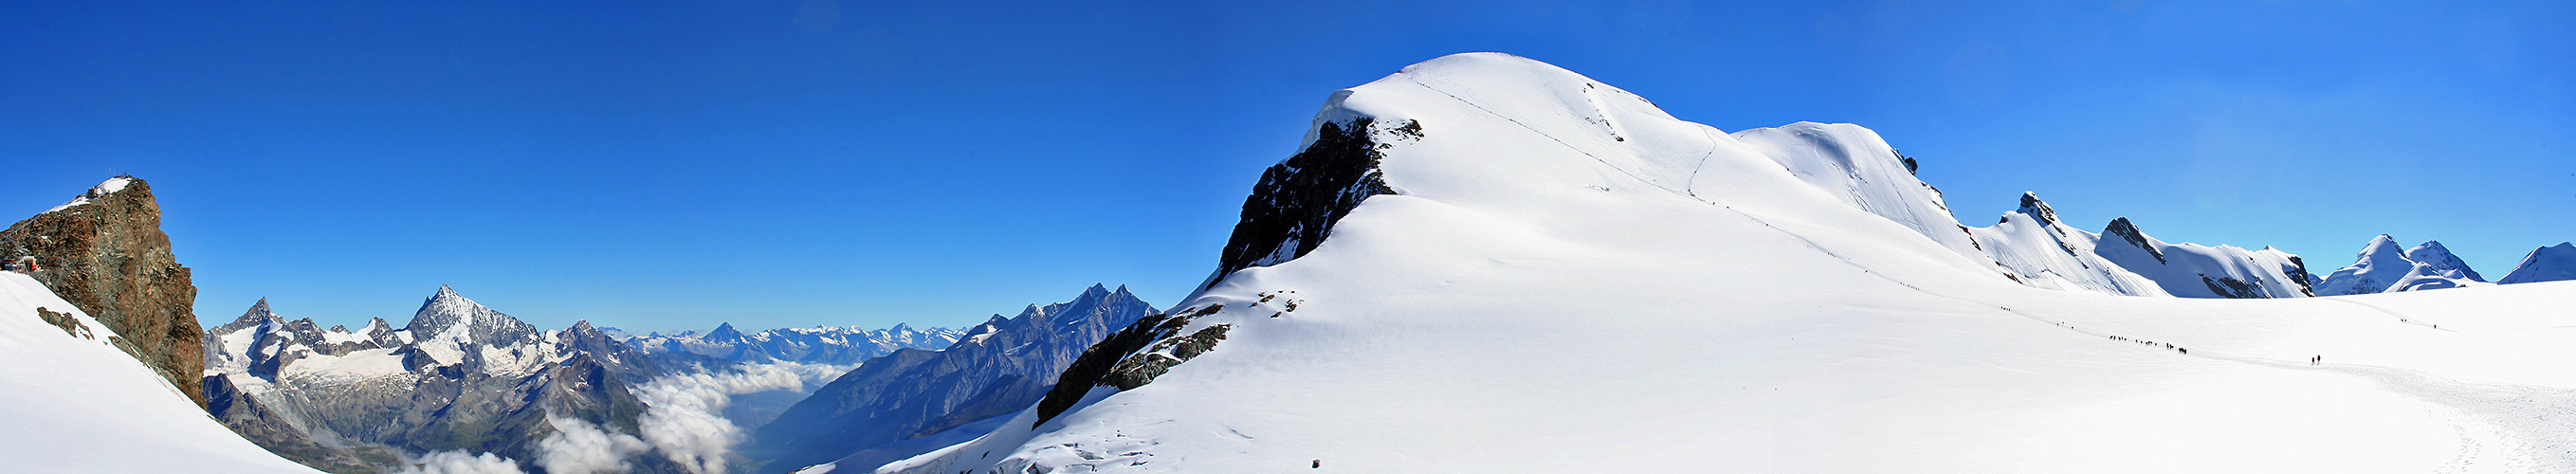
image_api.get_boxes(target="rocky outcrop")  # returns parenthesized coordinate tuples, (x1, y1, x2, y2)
(1204, 118, 1403, 290)
(1, 176, 206, 406)
(746, 284, 1156, 472)
(1033, 302, 1226, 427)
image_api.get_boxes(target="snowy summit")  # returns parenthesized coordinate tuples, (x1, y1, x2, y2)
(843, 53, 2576, 474)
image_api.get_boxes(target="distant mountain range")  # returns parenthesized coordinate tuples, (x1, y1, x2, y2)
(201, 286, 688, 473)
(746, 284, 1156, 472)
(618, 321, 962, 367)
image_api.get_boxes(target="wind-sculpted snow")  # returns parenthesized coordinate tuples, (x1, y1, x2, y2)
(875, 53, 2576, 474)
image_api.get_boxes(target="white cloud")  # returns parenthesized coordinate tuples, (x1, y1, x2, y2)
(395, 450, 525, 474)
(634, 361, 854, 474)
(538, 415, 652, 474)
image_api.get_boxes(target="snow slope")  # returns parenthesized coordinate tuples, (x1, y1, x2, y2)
(2499, 243, 2576, 284)
(0, 272, 323, 473)
(864, 53, 2576, 474)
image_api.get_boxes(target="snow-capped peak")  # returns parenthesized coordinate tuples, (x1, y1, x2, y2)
(2402, 240, 2485, 283)
(398, 285, 544, 374)
(45, 176, 137, 213)
(2314, 235, 2487, 295)
(2015, 191, 2059, 225)
(2499, 242, 2576, 284)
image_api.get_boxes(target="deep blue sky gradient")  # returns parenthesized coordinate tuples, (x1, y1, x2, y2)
(4, 1, 2568, 332)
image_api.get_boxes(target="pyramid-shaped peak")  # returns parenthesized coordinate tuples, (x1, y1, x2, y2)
(2014, 192, 2059, 225)
(2402, 240, 2484, 283)
(706, 322, 745, 340)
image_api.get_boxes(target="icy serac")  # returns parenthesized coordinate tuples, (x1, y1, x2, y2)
(0, 272, 323, 473)
(201, 286, 689, 474)
(2499, 242, 2576, 284)
(2314, 235, 2489, 295)
(874, 53, 2576, 474)
(753, 284, 1155, 473)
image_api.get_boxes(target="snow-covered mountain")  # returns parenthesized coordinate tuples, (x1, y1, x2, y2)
(749, 284, 1155, 473)
(202, 286, 688, 473)
(2089, 216, 2315, 299)
(0, 272, 322, 473)
(2498, 242, 2576, 284)
(623, 322, 962, 367)
(1963, 192, 2169, 296)
(1952, 191, 2311, 299)
(2314, 235, 2492, 295)
(845, 53, 2576, 474)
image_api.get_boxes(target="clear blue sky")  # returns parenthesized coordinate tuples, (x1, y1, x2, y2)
(4, 1, 2568, 333)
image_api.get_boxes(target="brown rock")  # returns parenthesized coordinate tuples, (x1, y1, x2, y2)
(2, 176, 207, 406)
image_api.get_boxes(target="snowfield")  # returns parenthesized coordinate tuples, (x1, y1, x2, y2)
(854, 53, 2576, 474)
(0, 272, 324, 473)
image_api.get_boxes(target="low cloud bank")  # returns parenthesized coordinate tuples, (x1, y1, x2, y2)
(539, 415, 652, 474)
(396, 450, 525, 474)
(635, 361, 856, 474)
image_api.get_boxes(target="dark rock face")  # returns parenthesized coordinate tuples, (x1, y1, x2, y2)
(1206, 118, 1403, 290)
(747, 285, 1155, 472)
(2284, 256, 2317, 293)
(0, 176, 206, 406)
(1032, 303, 1226, 427)
(2200, 275, 2268, 300)
(2015, 191, 2060, 226)
(2103, 217, 2167, 264)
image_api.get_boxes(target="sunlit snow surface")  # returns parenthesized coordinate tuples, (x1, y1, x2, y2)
(0, 273, 324, 473)
(848, 53, 2576, 474)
